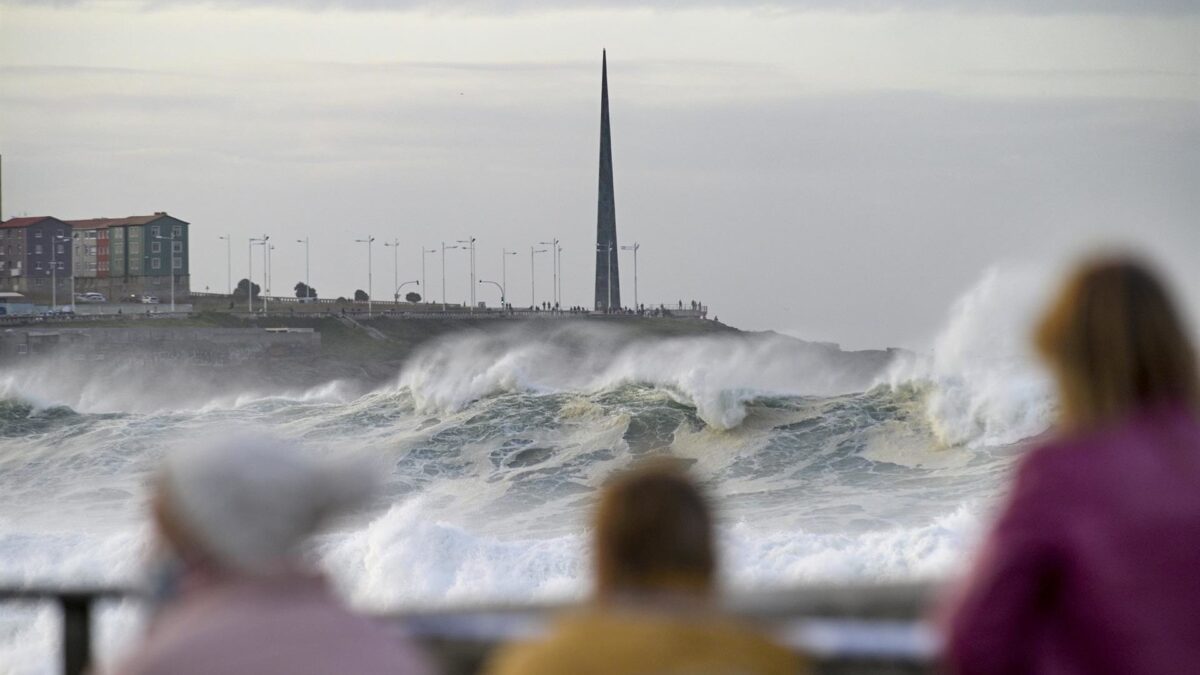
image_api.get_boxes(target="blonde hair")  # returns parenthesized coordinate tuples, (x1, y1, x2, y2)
(1035, 256, 1199, 429)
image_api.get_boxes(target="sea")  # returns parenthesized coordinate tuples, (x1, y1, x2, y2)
(0, 266, 1059, 673)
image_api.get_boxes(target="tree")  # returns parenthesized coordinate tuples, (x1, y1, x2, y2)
(294, 282, 317, 299)
(354, 289, 369, 302)
(405, 291, 422, 303)
(233, 278, 260, 300)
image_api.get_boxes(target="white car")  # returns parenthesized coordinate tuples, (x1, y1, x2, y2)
(82, 292, 106, 303)
(140, 295, 160, 304)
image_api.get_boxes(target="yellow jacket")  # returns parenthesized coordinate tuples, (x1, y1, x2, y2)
(485, 607, 805, 675)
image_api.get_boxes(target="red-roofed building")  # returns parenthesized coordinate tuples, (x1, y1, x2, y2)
(0, 212, 189, 303)
(0, 217, 73, 300)
(65, 212, 190, 302)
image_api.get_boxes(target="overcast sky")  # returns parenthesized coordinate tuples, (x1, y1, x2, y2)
(1, 1, 1197, 349)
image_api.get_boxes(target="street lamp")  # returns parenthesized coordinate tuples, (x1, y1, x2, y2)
(384, 238, 401, 304)
(501, 249, 517, 309)
(538, 238, 559, 311)
(421, 247, 437, 303)
(248, 236, 266, 312)
(48, 234, 70, 312)
(531, 246, 548, 309)
(218, 234, 232, 295)
(296, 237, 312, 300)
(266, 243, 275, 312)
(440, 242, 460, 311)
(395, 280, 419, 304)
(621, 242, 640, 312)
(456, 236, 476, 312)
(355, 235, 375, 317)
(479, 279, 504, 305)
(596, 242, 614, 312)
(154, 232, 179, 313)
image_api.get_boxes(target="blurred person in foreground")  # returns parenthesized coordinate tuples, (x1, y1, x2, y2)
(486, 461, 802, 675)
(943, 256, 1200, 675)
(112, 436, 431, 675)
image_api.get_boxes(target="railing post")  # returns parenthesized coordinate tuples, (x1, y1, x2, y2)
(60, 594, 92, 675)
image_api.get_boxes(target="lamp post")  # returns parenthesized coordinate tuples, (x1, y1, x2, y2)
(538, 238, 559, 311)
(384, 238, 400, 304)
(296, 237, 312, 300)
(218, 234, 232, 295)
(49, 234, 70, 312)
(422, 247, 436, 303)
(440, 242, 459, 311)
(596, 242, 613, 312)
(355, 235, 375, 317)
(154, 232, 178, 313)
(479, 279, 504, 305)
(248, 236, 266, 312)
(531, 246, 547, 309)
(396, 280, 419, 304)
(266, 243, 275, 312)
(457, 236, 476, 312)
(621, 242, 640, 312)
(501, 249, 517, 309)
(260, 236, 271, 313)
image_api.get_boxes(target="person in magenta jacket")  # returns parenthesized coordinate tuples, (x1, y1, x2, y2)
(942, 256, 1200, 675)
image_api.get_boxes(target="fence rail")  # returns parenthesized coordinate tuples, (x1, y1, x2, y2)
(1, 583, 937, 675)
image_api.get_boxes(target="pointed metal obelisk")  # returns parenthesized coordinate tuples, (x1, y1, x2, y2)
(594, 49, 622, 311)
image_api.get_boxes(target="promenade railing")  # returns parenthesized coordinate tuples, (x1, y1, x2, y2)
(1, 582, 937, 675)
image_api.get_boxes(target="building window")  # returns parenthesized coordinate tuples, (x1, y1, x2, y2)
(151, 258, 161, 270)
(34, 230, 43, 238)
(151, 226, 160, 237)
(151, 242, 161, 253)
(173, 225, 182, 236)
(34, 245, 43, 255)
(130, 242, 140, 254)
(172, 256, 182, 270)
(35, 262, 42, 271)
(56, 244, 64, 254)
(172, 242, 182, 253)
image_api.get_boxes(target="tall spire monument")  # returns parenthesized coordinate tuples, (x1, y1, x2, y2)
(594, 49, 622, 311)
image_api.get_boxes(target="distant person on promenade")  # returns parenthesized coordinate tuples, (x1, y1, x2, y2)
(943, 256, 1200, 675)
(486, 462, 801, 675)
(112, 436, 430, 675)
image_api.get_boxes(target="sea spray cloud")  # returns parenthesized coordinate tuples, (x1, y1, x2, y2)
(886, 265, 1056, 448)
(397, 323, 894, 430)
(0, 357, 358, 415)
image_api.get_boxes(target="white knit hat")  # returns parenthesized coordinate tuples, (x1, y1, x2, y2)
(159, 434, 376, 574)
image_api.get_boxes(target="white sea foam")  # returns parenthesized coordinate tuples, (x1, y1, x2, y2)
(885, 266, 1057, 448)
(0, 361, 358, 416)
(318, 498, 983, 610)
(398, 324, 890, 430)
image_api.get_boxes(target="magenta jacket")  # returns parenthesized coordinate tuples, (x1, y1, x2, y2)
(113, 570, 431, 675)
(943, 403, 1200, 675)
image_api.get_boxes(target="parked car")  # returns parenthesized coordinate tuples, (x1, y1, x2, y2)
(82, 292, 107, 303)
(140, 295, 160, 304)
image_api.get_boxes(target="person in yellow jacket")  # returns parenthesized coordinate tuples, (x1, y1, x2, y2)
(486, 461, 805, 675)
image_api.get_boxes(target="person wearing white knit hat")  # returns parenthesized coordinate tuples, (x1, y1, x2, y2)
(112, 434, 431, 675)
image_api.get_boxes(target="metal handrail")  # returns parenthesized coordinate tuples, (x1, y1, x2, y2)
(1, 582, 936, 675)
